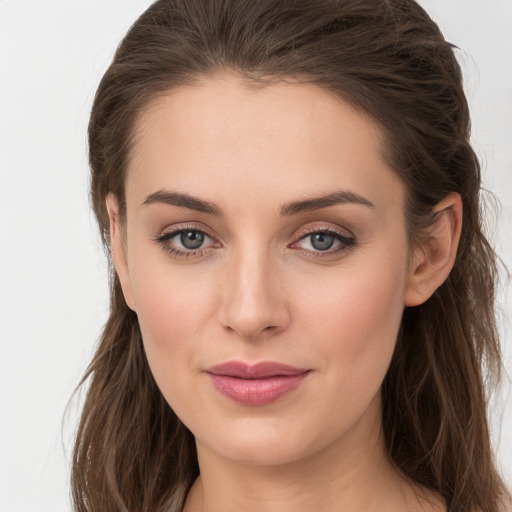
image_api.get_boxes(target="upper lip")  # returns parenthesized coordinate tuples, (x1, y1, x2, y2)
(205, 361, 310, 379)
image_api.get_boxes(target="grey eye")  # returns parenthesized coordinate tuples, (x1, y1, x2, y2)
(180, 231, 205, 249)
(310, 233, 335, 251)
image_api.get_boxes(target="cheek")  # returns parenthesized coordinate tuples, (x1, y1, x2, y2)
(295, 250, 407, 380)
(128, 257, 218, 386)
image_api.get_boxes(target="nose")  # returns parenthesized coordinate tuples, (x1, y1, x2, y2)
(219, 247, 291, 340)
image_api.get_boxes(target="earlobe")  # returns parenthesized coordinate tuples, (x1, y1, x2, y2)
(403, 192, 463, 307)
(105, 193, 136, 311)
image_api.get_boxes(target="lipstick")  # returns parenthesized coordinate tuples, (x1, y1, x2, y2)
(204, 361, 311, 406)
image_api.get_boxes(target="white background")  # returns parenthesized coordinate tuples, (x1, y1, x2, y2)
(0, 1, 511, 510)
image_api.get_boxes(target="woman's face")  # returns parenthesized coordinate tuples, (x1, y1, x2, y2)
(113, 75, 413, 465)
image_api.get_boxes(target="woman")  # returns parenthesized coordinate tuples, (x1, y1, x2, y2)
(72, 0, 511, 510)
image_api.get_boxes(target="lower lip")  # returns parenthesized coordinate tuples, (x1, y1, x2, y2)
(206, 372, 310, 406)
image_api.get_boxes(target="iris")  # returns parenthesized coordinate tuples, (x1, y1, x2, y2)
(181, 231, 205, 250)
(310, 233, 335, 251)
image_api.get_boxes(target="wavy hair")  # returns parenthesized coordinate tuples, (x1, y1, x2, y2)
(72, 1, 510, 510)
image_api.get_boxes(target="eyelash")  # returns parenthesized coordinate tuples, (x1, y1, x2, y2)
(154, 225, 219, 259)
(154, 225, 357, 259)
(290, 227, 357, 258)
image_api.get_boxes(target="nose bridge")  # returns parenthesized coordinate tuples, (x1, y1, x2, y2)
(220, 239, 288, 339)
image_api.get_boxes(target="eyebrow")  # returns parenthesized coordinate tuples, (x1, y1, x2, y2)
(280, 190, 375, 216)
(142, 190, 222, 215)
(141, 188, 375, 216)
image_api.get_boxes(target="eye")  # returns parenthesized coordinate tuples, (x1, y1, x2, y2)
(155, 226, 220, 258)
(290, 227, 356, 256)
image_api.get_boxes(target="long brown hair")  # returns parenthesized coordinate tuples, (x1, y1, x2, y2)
(72, 1, 510, 510)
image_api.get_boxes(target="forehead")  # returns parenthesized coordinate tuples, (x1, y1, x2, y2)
(126, 74, 404, 214)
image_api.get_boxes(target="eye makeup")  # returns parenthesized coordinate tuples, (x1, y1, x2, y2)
(154, 223, 221, 259)
(153, 222, 358, 260)
(289, 225, 357, 258)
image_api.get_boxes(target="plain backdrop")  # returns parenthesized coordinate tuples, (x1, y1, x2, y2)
(0, 1, 511, 510)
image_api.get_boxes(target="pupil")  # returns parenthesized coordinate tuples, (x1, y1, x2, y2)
(311, 233, 334, 251)
(180, 231, 204, 250)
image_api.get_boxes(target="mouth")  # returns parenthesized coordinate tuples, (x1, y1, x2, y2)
(204, 361, 311, 406)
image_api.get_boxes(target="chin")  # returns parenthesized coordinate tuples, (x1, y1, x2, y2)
(210, 440, 309, 467)
(194, 415, 338, 467)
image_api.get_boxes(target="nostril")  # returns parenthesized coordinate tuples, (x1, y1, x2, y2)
(223, 322, 281, 339)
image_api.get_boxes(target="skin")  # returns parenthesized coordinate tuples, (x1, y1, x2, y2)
(107, 74, 462, 512)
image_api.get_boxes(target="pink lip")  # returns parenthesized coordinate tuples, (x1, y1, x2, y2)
(204, 361, 311, 406)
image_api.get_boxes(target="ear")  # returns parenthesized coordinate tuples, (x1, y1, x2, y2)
(106, 193, 136, 311)
(404, 192, 463, 307)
